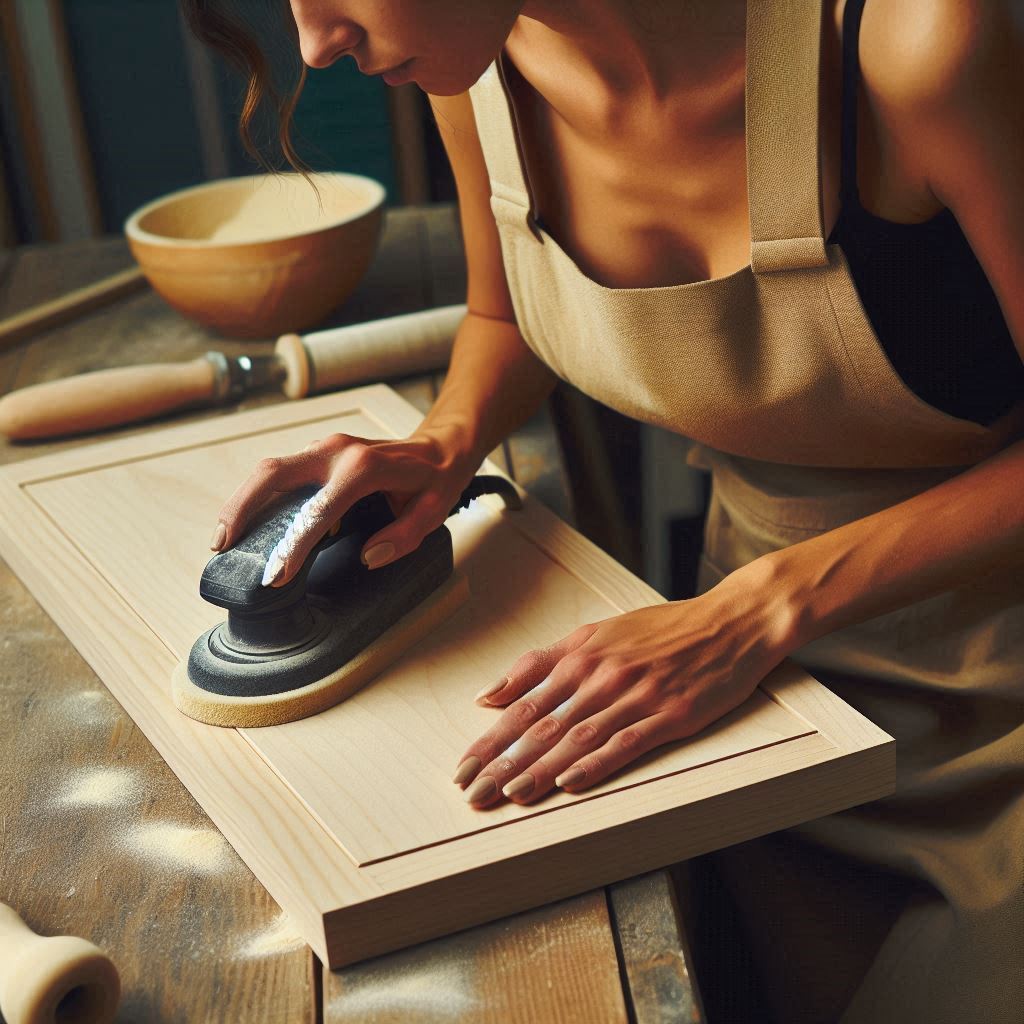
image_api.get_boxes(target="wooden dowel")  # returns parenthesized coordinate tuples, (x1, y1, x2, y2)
(0, 266, 147, 351)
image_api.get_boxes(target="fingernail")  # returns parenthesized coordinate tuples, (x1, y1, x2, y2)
(474, 678, 508, 703)
(464, 775, 497, 805)
(452, 755, 480, 786)
(262, 550, 285, 587)
(502, 774, 535, 800)
(556, 766, 586, 789)
(362, 541, 395, 569)
(210, 523, 226, 551)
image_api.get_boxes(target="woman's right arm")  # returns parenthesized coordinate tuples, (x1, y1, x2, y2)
(210, 89, 557, 583)
(414, 89, 558, 472)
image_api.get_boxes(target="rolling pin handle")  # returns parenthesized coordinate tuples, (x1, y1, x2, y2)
(0, 903, 120, 1024)
(274, 333, 313, 400)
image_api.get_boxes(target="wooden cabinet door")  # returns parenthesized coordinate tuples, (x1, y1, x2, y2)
(0, 385, 893, 967)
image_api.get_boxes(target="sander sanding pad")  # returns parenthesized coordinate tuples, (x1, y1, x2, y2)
(171, 571, 469, 728)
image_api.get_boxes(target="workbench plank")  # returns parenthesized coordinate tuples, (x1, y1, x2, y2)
(323, 890, 628, 1024)
(608, 873, 703, 1023)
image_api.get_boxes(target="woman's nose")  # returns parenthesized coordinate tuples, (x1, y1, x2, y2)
(291, 3, 363, 69)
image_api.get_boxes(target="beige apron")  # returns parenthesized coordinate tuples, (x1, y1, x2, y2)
(468, 0, 1024, 1021)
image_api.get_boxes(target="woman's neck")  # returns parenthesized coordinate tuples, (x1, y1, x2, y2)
(515, 0, 747, 99)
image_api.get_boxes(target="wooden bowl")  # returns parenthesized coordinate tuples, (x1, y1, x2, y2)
(125, 173, 386, 339)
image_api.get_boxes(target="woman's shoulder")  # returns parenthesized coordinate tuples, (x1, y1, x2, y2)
(844, 0, 1023, 220)
(854, 0, 1022, 113)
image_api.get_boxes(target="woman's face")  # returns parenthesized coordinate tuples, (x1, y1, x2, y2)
(288, 0, 523, 94)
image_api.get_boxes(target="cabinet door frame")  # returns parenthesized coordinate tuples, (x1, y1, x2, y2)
(0, 385, 894, 967)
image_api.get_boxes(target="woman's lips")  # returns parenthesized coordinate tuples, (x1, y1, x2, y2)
(380, 60, 414, 86)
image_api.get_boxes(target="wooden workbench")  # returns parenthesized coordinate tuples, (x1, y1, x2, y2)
(0, 204, 702, 1023)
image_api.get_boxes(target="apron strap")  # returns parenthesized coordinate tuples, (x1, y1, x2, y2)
(468, 55, 543, 242)
(745, 0, 830, 274)
(471, 2, 830, 269)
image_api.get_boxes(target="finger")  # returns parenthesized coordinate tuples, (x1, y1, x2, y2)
(261, 485, 339, 587)
(456, 675, 577, 802)
(496, 697, 659, 804)
(473, 624, 599, 707)
(262, 457, 405, 587)
(553, 711, 681, 793)
(357, 489, 451, 570)
(460, 674, 614, 807)
(261, 445, 403, 587)
(213, 453, 320, 550)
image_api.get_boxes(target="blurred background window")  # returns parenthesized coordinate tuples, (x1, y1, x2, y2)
(0, 0, 456, 244)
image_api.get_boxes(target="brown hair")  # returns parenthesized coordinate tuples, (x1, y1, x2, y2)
(180, 0, 308, 171)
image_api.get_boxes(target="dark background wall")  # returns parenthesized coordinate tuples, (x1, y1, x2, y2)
(0, 0, 455, 243)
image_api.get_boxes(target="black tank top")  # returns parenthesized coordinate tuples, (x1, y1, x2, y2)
(825, 0, 1024, 426)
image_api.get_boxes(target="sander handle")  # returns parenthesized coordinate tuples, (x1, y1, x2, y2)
(447, 474, 522, 516)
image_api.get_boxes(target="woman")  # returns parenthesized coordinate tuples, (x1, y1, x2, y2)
(187, 2, 1024, 1021)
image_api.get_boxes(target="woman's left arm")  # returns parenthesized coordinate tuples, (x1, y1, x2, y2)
(452, 0, 1024, 808)
(779, 0, 1024, 641)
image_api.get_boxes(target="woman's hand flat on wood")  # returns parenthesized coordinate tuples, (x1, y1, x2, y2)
(453, 566, 796, 808)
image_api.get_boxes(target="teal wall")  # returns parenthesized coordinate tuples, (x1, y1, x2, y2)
(63, 0, 206, 230)
(61, 0, 398, 232)
(291, 61, 397, 196)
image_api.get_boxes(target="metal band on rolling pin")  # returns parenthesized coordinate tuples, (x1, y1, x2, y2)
(275, 304, 467, 399)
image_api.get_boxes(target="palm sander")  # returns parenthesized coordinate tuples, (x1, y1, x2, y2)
(172, 474, 520, 728)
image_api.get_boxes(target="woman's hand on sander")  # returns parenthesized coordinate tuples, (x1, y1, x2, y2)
(209, 431, 477, 587)
(452, 559, 800, 807)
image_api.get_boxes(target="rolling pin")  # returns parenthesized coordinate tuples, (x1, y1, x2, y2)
(0, 902, 120, 1024)
(0, 304, 467, 440)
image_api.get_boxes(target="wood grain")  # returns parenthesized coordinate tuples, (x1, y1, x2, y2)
(0, 237, 319, 1023)
(324, 890, 627, 1024)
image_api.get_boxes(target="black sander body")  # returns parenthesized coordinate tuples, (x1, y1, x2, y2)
(171, 474, 520, 727)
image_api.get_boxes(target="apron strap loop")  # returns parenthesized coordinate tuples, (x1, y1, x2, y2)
(751, 237, 829, 274)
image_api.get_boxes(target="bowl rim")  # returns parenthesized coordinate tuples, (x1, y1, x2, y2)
(124, 172, 387, 249)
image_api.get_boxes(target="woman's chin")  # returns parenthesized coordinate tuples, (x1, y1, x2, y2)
(413, 59, 498, 96)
